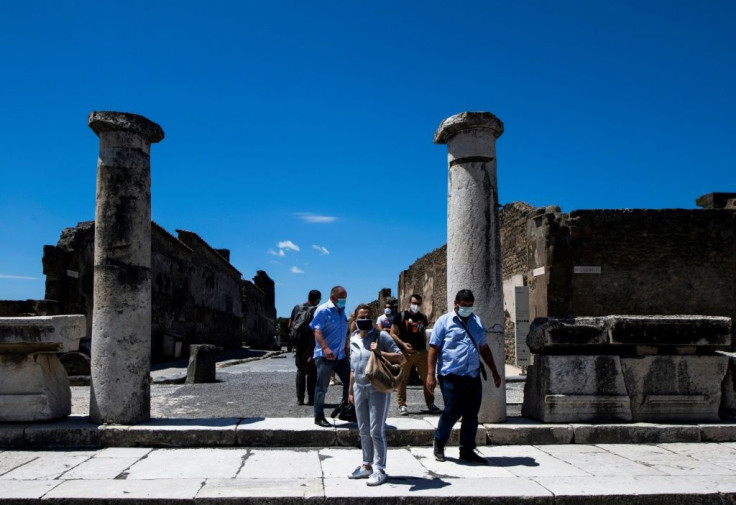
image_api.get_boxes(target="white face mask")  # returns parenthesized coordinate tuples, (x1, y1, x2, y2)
(409, 304, 419, 313)
(384, 308, 391, 315)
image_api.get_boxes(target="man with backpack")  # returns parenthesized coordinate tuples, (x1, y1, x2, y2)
(390, 293, 441, 415)
(289, 289, 321, 406)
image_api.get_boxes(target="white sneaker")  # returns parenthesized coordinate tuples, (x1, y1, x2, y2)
(348, 465, 372, 479)
(399, 405, 408, 416)
(367, 470, 387, 486)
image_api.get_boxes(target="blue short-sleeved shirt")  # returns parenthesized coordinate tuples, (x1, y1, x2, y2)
(309, 300, 349, 360)
(429, 310, 487, 377)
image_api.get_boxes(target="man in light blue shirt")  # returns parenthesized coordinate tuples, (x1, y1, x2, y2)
(310, 285, 350, 426)
(427, 289, 501, 464)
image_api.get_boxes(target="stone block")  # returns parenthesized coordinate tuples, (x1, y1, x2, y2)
(527, 317, 608, 353)
(572, 423, 701, 444)
(521, 355, 632, 422)
(700, 423, 736, 442)
(621, 355, 729, 422)
(23, 415, 101, 448)
(721, 353, 736, 419)
(236, 417, 337, 446)
(487, 423, 574, 445)
(0, 353, 71, 421)
(0, 314, 86, 353)
(0, 423, 27, 449)
(186, 344, 218, 384)
(100, 418, 238, 447)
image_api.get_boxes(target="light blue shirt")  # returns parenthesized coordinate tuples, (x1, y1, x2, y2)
(429, 310, 487, 377)
(309, 299, 349, 360)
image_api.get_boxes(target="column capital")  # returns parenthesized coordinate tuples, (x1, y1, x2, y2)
(434, 111, 504, 144)
(88, 111, 164, 143)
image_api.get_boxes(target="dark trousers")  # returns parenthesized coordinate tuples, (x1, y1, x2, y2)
(314, 356, 350, 420)
(435, 373, 483, 452)
(295, 352, 316, 403)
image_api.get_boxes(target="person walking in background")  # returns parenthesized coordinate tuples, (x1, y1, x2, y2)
(427, 289, 502, 465)
(288, 289, 321, 406)
(347, 304, 402, 486)
(390, 294, 439, 415)
(310, 286, 350, 427)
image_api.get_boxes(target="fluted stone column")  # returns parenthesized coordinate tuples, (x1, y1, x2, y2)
(434, 111, 506, 423)
(88, 111, 164, 424)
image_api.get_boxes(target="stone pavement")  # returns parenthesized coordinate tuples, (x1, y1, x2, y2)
(3, 443, 736, 504)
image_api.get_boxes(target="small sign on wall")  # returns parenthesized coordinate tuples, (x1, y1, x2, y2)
(533, 266, 545, 277)
(573, 266, 602, 274)
(66, 269, 79, 279)
(514, 286, 531, 368)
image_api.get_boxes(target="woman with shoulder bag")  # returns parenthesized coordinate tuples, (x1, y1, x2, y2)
(347, 304, 403, 486)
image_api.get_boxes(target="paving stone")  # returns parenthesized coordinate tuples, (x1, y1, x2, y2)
(238, 449, 322, 479)
(660, 441, 736, 471)
(324, 475, 553, 503)
(534, 475, 724, 505)
(409, 447, 515, 478)
(0, 479, 63, 499)
(478, 446, 589, 477)
(0, 450, 96, 480)
(237, 417, 336, 446)
(487, 423, 574, 445)
(125, 448, 247, 479)
(319, 448, 364, 478)
(537, 445, 664, 476)
(60, 452, 147, 480)
(197, 478, 324, 502)
(0, 451, 39, 476)
(44, 478, 203, 501)
(700, 423, 736, 442)
(101, 418, 239, 447)
(600, 444, 734, 476)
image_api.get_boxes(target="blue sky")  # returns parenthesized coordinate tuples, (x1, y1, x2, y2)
(1, 1, 734, 318)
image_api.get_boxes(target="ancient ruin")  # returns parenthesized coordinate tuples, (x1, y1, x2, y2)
(0, 315, 85, 421)
(435, 111, 507, 423)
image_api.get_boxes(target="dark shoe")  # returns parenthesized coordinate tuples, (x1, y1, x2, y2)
(433, 439, 445, 462)
(307, 399, 314, 406)
(297, 399, 305, 406)
(459, 450, 488, 465)
(314, 418, 331, 428)
(427, 403, 441, 414)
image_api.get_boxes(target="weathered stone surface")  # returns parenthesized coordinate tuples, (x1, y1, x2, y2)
(621, 355, 729, 422)
(186, 344, 218, 384)
(572, 423, 702, 444)
(236, 417, 337, 447)
(527, 315, 731, 354)
(0, 353, 71, 421)
(23, 415, 101, 448)
(99, 418, 239, 447)
(522, 355, 632, 422)
(438, 110, 506, 423)
(486, 423, 574, 445)
(721, 353, 736, 419)
(0, 314, 86, 352)
(89, 111, 162, 425)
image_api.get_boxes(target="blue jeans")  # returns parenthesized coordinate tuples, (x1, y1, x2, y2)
(314, 356, 351, 420)
(434, 373, 483, 452)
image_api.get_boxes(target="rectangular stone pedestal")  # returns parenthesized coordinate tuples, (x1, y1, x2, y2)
(0, 353, 71, 422)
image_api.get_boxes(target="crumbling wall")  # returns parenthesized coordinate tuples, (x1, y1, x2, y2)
(528, 208, 736, 346)
(242, 274, 277, 349)
(397, 245, 447, 326)
(39, 221, 275, 358)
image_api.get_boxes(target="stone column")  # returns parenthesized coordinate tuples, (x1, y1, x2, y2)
(88, 111, 164, 424)
(434, 111, 506, 423)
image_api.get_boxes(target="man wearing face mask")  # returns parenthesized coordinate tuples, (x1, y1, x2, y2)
(390, 294, 439, 415)
(375, 300, 395, 330)
(426, 289, 502, 464)
(310, 285, 350, 427)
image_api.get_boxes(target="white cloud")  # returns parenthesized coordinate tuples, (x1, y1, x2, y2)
(268, 248, 286, 257)
(312, 244, 330, 256)
(0, 274, 38, 280)
(295, 212, 338, 224)
(290, 266, 305, 274)
(277, 240, 300, 252)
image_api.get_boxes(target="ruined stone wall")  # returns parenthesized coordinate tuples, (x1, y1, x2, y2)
(397, 245, 447, 326)
(242, 271, 277, 349)
(528, 209, 736, 345)
(39, 221, 275, 358)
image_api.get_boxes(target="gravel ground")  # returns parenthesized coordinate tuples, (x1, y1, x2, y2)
(71, 349, 525, 419)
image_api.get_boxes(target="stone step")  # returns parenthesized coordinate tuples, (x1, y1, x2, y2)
(2, 415, 735, 449)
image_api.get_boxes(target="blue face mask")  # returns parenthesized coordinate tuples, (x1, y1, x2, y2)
(336, 298, 347, 309)
(457, 306, 473, 318)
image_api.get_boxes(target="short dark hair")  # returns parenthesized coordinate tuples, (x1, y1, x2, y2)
(355, 303, 373, 318)
(454, 289, 474, 303)
(308, 290, 321, 303)
(410, 294, 423, 303)
(330, 285, 345, 297)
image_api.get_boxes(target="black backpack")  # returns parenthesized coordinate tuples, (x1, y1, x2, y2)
(291, 304, 317, 344)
